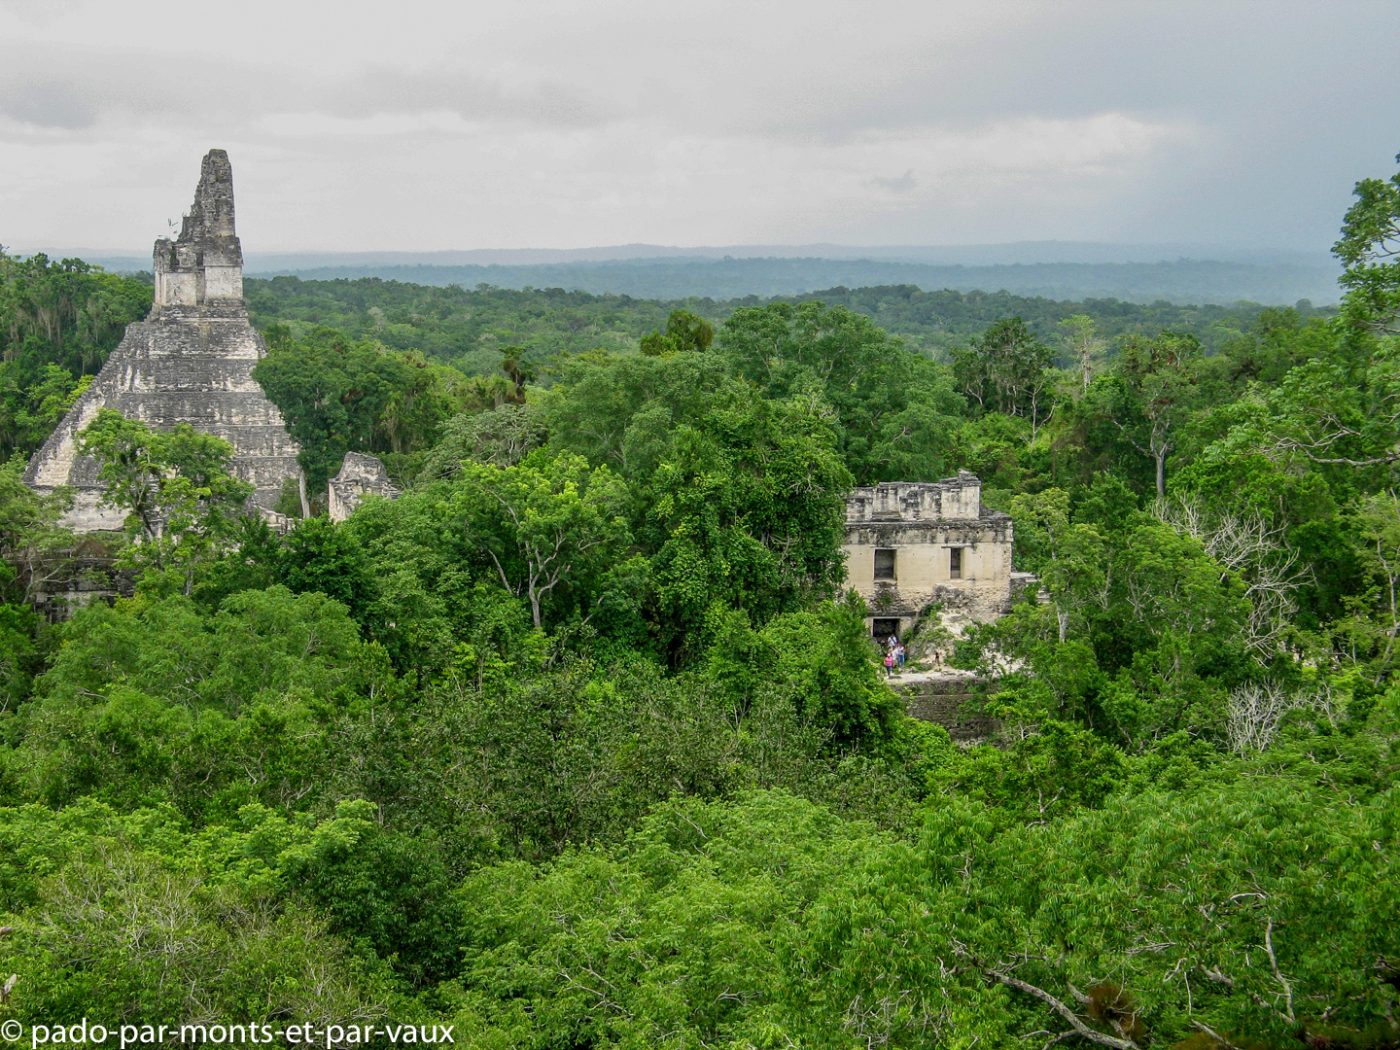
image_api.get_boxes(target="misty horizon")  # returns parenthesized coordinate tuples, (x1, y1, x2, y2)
(11, 240, 1340, 267)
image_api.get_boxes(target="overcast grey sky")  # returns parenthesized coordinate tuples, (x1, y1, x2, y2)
(2, 0, 1397, 256)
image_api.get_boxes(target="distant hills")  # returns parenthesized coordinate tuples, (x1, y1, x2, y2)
(44, 242, 1342, 306)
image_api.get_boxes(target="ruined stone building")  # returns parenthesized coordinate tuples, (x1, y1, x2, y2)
(843, 472, 1034, 639)
(328, 452, 401, 523)
(24, 150, 304, 531)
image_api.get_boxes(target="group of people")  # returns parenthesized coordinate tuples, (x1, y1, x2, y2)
(881, 635, 906, 677)
(879, 631, 948, 676)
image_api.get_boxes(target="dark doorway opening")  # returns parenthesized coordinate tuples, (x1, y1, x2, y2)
(872, 617, 900, 641)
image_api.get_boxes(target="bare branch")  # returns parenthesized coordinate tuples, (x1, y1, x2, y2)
(1226, 680, 1330, 754)
(1154, 496, 1308, 662)
(1264, 919, 1295, 1024)
(1191, 1020, 1242, 1049)
(979, 969, 1142, 1050)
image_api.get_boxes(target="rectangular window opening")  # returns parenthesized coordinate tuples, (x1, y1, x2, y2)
(874, 548, 896, 581)
(949, 547, 963, 580)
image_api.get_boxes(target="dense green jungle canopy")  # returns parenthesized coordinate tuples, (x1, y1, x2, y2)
(0, 155, 1398, 1049)
(240, 274, 1308, 374)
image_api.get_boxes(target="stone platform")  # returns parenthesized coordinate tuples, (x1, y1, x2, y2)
(888, 668, 999, 742)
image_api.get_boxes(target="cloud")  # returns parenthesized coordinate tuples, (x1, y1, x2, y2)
(0, 44, 273, 133)
(320, 66, 616, 129)
(1, 0, 1397, 253)
(871, 170, 917, 194)
(0, 80, 98, 129)
(0, 40, 615, 141)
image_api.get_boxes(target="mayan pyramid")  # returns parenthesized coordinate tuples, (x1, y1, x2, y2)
(24, 149, 304, 531)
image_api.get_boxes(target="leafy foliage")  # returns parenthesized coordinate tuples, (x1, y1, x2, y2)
(78, 410, 253, 588)
(0, 251, 150, 459)
(3, 154, 1400, 1048)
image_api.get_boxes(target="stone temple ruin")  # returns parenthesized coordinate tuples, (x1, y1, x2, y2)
(328, 452, 401, 523)
(20, 148, 1029, 674)
(842, 471, 1037, 640)
(23, 150, 306, 531)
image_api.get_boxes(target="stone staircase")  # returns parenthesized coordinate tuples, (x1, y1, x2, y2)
(891, 670, 998, 742)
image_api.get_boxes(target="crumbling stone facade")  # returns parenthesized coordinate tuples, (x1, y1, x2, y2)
(23, 149, 304, 531)
(898, 673, 999, 742)
(843, 471, 1016, 638)
(328, 452, 400, 523)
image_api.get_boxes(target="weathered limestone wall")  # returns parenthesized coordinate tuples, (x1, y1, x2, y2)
(26, 553, 133, 621)
(151, 149, 243, 310)
(895, 673, 998, 742)
(845, 519, 1014, 623)
(328, 452, 400, 523)
(846, 472, 983, 523)
(842, 472, 1016, 633)
(23, 149, 302, 530)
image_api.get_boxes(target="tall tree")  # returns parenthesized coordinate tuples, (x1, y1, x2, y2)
(78, 410, 252, 589)
(644, 393, 852, 659)
(719, 301, 964, 483)
(951, 317, 1055, 436)
(1333, 150, 1400, 336)
(1058, 313, 1104, 398)
(1096, 333, 1203, 497)
(456, 451, 632, 630)
(253, 327, 453, 495)
(641, 308, 715, 357)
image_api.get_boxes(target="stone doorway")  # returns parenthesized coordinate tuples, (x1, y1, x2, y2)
(871, 617, 901, 641)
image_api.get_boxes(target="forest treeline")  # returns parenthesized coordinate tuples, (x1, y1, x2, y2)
(0, 254, 1314, 464)
(0, 157, 1397, 1048)
(254, 253, 1341, 305)
(242, 274, 1312, 372)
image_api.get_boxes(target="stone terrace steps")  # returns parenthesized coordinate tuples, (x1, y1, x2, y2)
(889, 669, 999, 742)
